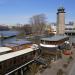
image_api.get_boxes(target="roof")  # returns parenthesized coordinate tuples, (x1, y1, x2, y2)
(4, 43, 18, 47)
(0, 47, 12, 53)
(10, 40, 32, 45)
(4, 39, 32, 47)
(0, 48, 34, 62)
(41, 35, 69, 41)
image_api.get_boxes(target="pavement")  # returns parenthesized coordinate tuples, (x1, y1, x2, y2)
(68, 47, 75, 75)
(41, 60, 64, 75)
(36, 59, 64, 75)
(68, 64, 75, 75)
(36, 47, 75, 75)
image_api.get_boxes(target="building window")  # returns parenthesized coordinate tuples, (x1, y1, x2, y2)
(41, 40, 44, 44)
(43, 41, 45, 44)
(14, 58, 16, 64)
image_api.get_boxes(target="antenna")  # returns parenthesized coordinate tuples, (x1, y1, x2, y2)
(58, 0, 64, 8)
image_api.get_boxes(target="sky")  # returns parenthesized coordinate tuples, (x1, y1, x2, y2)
(0, 0, 75, 25)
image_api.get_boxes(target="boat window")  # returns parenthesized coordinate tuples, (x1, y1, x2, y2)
(14, 58, 16, 64)
(0, 64, 2, 69)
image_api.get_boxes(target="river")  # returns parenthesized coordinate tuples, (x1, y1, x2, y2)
(0, 31, 19, 46)
(0, 31, 75, 47)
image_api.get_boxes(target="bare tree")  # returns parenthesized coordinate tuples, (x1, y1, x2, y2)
(57, 69, 64, 75)
(30, 14, 47, 35)
(29, 63, 39, 75)
(44, 24, 54, 35)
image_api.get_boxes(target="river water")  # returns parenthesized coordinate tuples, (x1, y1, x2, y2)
(0, 31, 75, 47)
(0, 31, 19, 46)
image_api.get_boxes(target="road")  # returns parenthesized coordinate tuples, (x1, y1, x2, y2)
(36, 59, 64, 75)
(68, 63, 75, 75)
(35, 46, 75, 75)
(68, 47, 75, 75)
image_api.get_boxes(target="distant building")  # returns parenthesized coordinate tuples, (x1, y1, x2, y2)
(0, 25, 10, 31)
(50, 21, 75, 34)
(65, 22, 75, 30)
(50, 23, 56, 34)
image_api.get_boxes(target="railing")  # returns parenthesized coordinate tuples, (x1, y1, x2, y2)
(5, 60, 34, 75)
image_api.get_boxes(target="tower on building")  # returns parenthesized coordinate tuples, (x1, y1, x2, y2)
(56, 7, 65, 34)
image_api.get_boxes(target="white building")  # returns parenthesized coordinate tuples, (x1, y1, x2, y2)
(50, 21, 75, 34)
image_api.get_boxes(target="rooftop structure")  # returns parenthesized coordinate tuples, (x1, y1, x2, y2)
(4, 39, 33, 52)
(50, 22, 75, 33)
(57, 7, 65, 13)
(10, 39, 32, 45)
(4, 43, 18, 47)
(0, 47, 12, 53)
(0, 48, 33, 62)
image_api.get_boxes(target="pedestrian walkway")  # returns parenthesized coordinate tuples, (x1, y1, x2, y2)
(36, 59, 64, 75)
(68, 63, 75, 75)
(67, 47, 75, 75)
(36, 47, 75, 75)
